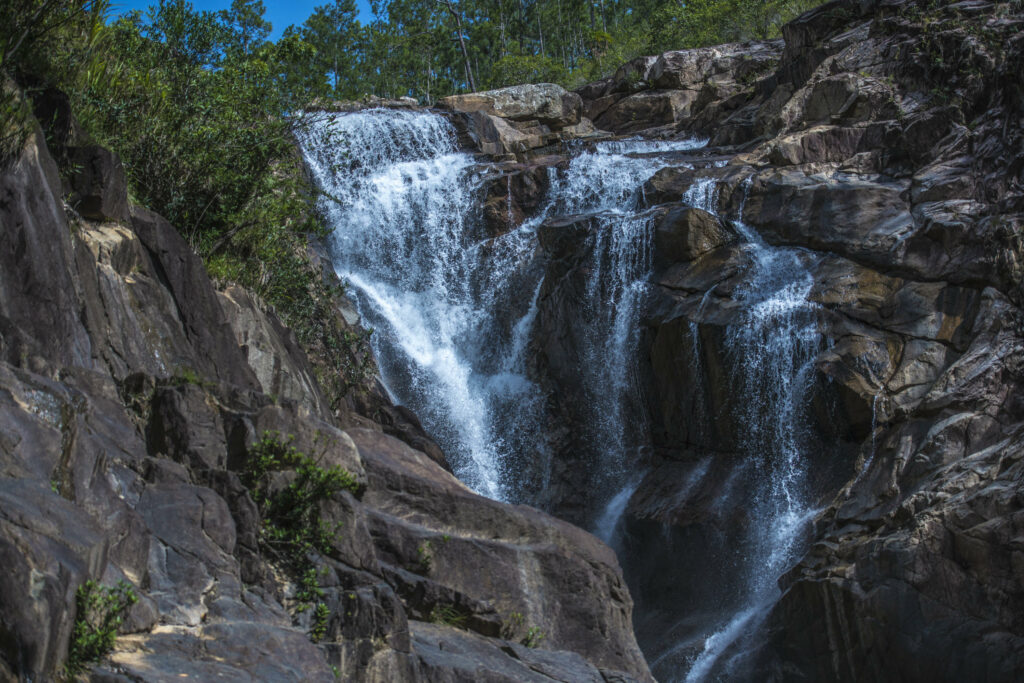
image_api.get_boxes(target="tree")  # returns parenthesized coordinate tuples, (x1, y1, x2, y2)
(221, 0, 271, 56)
(302, 0, 361, 97)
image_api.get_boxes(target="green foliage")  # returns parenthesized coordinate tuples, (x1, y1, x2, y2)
(0, 81, 33, 167)
(429, 603, 467, 628)
(170, 366, 212, 388)
(522, 625, 545, 648)
(70, 2, 319, 253)
(353, 0, 825, 98)
(500, 611, 524, 639)
(648, 0, 820, 55)
(244, 431, 359, 640)
(311, 602, 331, 642)
(65, 580, 138, 676)
(488, 54, 567, 89)
(416, 540, 433, 573)
(500, 611, 545, 647)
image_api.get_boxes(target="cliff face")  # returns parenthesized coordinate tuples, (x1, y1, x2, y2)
(604, 0, 1022, 679)
(444, 0, 1024, 679)
(0, 113, 652, 680)
(4, 0, 1023, 680)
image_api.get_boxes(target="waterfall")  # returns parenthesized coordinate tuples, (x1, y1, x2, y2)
(552, 141, 684, 495)
(298, 108, 817, 680)
(296, 109, 546, 501)
(299, 113, 705, 512)
(664, 178, 822, 682)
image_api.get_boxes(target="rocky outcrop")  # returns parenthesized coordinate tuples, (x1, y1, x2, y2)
(441, 83, 599, 157)
(577, 40, 783, 138)
(0, 120, 652, 682)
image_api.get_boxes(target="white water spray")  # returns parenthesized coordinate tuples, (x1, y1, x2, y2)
(297, 109, 545, 500)
(672, 178, 822, 682)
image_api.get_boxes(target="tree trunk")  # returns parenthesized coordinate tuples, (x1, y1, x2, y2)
(439, 0, 477, 92)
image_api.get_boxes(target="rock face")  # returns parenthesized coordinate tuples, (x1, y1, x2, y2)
(0, 123, 652, 682)
(441, 83, 598, 156)
(579, 40, 784, 138)
(514, 0, 1024, 680)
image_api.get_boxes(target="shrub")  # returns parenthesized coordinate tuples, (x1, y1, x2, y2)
(65, 580, 138, 676)
(488, 54, 567, 89)
(243, 431, 359, 641)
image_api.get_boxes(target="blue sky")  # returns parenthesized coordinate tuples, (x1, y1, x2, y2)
(114, 0, 375, 38)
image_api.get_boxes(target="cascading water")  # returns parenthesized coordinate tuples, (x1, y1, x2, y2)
(296, 109, 547, 501)
(299, 112, 704, 515)
(298, 108, 818, 681)
(656, 177, 823, 682)
(551, 138, 705, 518)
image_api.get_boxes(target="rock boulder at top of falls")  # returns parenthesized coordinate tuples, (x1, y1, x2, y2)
(442, 83, 582, 127)
(575, 40, 784, 136)
(653, 205, 738, 266)
(441, 83, 600, 156)
(0, 118, 653, 682)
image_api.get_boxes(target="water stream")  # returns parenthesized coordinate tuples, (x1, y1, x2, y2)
(297, 109, 545, 500)
(671, 178, 822, 682)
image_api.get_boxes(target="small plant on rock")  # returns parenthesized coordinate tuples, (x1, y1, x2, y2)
(243, 431, 359, 641)
(522, 626, 546, 649)
(310, 602, 331, 642)
(415, 540, 433, 573)
(501, 611, 525, 639)
(501, 611, 545, 648)
(64, 580, 138, 677)
(429, 604, 467, 628)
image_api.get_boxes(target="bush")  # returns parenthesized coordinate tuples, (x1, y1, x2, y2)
(65, 580, 138, 676)
(243, 431, 359, 640)
(488, 54, 568, 89)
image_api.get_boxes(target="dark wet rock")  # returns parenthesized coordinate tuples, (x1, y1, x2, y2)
(480, 156, 560, 236)
(653, 205, 737, 266)
(596, 90, 695, 133)
(146, 383, 228, 471)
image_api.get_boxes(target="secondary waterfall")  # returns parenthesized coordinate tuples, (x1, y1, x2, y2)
(550, 137, 705, 520)
(298, 108, 819, 681)
(659, 178, 822, 682)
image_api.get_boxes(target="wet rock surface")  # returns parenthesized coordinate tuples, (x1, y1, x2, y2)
(0, 126, 651, 682)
